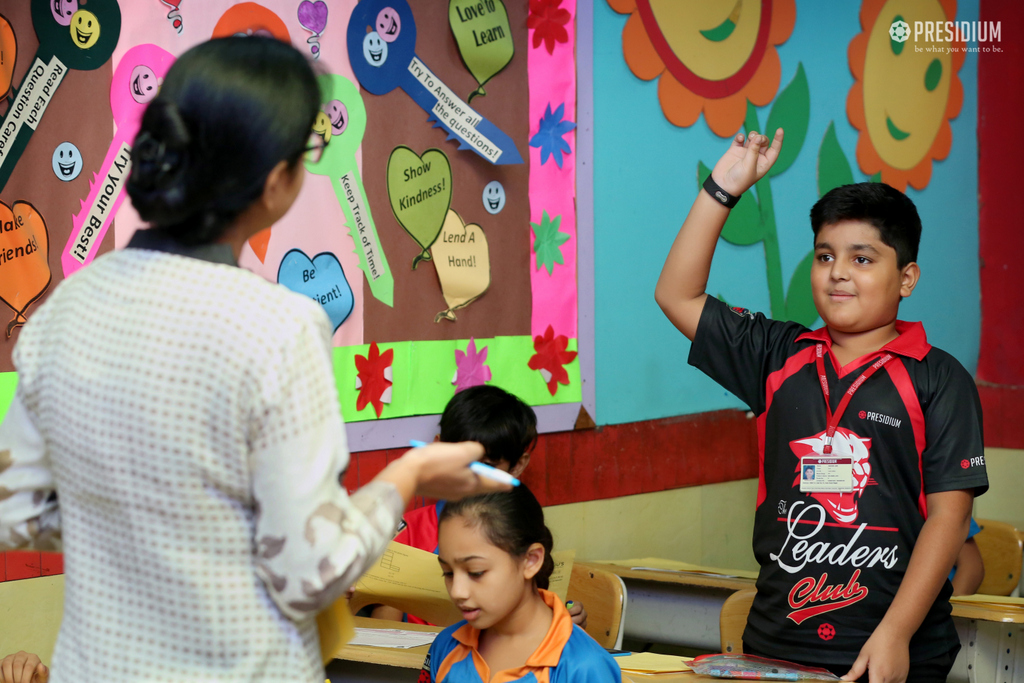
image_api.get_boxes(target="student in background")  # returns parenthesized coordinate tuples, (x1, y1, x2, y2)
(656, 130, 987, 681)
(370, 386, 587, 628)
(950, 519, 985, 596)
(0, 37, 506, 682)
(421, 485, 619, 683)
(0, 651, 47, 683)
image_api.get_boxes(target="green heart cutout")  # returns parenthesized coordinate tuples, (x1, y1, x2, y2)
(448, 0, 514, 102)
(387, 146, 453, 269)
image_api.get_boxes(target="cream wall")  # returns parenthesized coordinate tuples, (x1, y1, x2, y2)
(545, 478, 761, 572)
(973, 448, 1024, 528)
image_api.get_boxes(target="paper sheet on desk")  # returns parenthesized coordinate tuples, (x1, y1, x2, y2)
(595, 558, 758, 579)
(349, 627, 438, 649)
(352, 542, 576, 623)
(317, 598, 355, 665)
(617, 652, 693, 673)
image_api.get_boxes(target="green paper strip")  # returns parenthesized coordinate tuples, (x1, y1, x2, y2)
(335, 336, 581, 422)
(0, 337, 580, 424)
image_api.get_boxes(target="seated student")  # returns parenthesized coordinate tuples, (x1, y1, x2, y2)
(420, 485, 619, 683)
(0, 651, 48, 683)
(372, 386, 587, 628)
(950, 518, 985, 596)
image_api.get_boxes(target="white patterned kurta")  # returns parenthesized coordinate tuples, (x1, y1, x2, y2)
(0, 240, 402, 681)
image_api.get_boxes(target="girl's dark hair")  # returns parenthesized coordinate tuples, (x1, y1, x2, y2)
(810, 182, 922, 269)
(440, 484, 554, 590)
(127, 37, 321, 246)
(439, 386, 537, 471)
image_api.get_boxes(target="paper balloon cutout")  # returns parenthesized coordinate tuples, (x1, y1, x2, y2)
(297, 0, 328, 59)
(355, 342, 393, 418)
(453, 338, 491, 393)
(448, 0, 514, 102)
(386, 146, 452, 269)
(277, 249, 354, 332)
(159, 1, 183, 34)
(0, 14, 16, 99)
(527, 325, 576, 396)
(0, 201, 50, 338)
(431, 209, 490, 323)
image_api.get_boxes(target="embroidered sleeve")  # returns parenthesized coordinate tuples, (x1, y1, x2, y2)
(0, 390, 61, 551)
(249, 311, 404, 621)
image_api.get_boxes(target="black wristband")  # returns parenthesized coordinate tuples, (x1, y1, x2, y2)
(703, 174, 741, 209)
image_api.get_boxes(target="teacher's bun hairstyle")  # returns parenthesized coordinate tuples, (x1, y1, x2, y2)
(127, 36, 321, 246)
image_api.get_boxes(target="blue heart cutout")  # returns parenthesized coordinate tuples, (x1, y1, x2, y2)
(277, 249, 355, 332)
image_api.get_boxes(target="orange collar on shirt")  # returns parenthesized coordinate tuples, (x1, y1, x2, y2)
(437, 588, 573, 683)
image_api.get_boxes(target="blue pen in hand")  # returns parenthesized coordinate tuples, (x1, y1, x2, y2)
(408, 440, 521, 487)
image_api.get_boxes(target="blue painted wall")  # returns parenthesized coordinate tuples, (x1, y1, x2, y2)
(593, 0, 980, 426)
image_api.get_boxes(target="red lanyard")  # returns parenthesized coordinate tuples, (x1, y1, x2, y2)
(815, 344, 894, 454)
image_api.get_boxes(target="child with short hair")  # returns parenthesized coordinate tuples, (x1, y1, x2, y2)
(421, 485, 620, 682)
(656, 130, 987, 681)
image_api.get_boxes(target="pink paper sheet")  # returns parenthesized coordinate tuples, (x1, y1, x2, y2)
(528, 0, 577, 338)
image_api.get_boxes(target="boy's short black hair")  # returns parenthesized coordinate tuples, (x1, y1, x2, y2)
(810, 183, 921, 269)
(439, 386, 537, 470)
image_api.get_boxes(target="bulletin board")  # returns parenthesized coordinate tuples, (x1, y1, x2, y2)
(0, 0, 582, 442)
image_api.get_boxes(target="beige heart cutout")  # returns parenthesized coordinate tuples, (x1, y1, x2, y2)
(430, 209, 490, 322)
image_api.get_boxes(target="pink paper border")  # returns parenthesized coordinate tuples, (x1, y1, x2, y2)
(528, 0, 578, 338)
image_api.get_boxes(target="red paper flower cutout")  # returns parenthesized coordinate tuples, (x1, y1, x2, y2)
(528, 0, 571, 54)
(527, 325, 577, 395)
(355, 342, 393, 418)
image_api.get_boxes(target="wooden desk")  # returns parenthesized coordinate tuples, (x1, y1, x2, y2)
(949, 599, 1024, 683)
(579, 562, 755, 651)
(325, 617, 721, 682)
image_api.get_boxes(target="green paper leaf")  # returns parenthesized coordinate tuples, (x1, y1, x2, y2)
(697, 161, 764, 245)
(764, 63, 810, 178)
(870, 172, 882, 183)
(817, 121, 855, 198)
(531, 210, 569, 275)
(784, 250, 820, 327)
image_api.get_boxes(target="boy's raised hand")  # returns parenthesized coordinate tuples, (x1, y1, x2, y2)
(0, 652, 48, 683)
(710, 129, 784, 196)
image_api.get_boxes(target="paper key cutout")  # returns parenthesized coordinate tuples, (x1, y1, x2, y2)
(0, 14, 16, 100)
(386, 146, 452, 270)
(448, 0, 514, 102)
(305, 73, 394, 307)
(0, 0, 121, 191)
(62, 44, 175, 277)
(347, 0, 522, 165)
(430, 209, 490, 322)
(0, 200, 50, 338)
(277, 249, 354, 332)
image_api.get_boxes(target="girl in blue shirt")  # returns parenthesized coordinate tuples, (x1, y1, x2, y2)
(420, 485, 619, 683)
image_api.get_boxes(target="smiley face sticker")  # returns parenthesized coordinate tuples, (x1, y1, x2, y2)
(482, 180, 505, 214)
(50, 0, 79, 26)
(323, 99, 348, 136)
(52, 142, 83, 181)
(70, 10, 100, 49)
(129, 64, 159, 104)
(363, 31, 388, 67)
(376, 7, 401, 43)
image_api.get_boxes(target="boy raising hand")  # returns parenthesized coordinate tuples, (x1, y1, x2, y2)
(657, 131, 987, 682)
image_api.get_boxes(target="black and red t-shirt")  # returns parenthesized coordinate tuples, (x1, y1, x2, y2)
(689, 296, 988, 665)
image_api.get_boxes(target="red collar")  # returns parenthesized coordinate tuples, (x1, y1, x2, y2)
(796, 321, 931, 361)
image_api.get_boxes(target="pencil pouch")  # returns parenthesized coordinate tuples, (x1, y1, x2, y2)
(689, 654, 840, 681)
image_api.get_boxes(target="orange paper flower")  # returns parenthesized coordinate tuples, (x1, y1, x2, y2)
(609, 0, 795, 137)
(846, 0, 963, 191)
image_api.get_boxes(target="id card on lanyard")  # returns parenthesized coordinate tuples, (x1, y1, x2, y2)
(801, 344, 893, 494)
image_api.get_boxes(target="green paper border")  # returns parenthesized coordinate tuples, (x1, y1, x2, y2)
(337, 336, 580, 422)
(0, 337, 580, 423)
